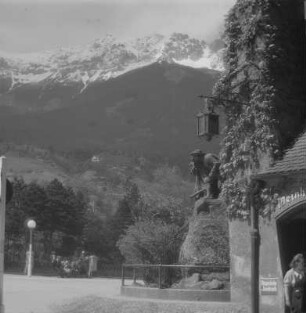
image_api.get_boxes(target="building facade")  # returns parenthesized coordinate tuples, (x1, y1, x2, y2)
(230, 131, 306, 313)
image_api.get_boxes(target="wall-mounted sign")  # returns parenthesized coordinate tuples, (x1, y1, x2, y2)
(277, 188, 306, 209)
(260, 278, 278, 295)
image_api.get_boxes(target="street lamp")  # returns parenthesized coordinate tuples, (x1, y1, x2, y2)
(26, 219, 36, 277)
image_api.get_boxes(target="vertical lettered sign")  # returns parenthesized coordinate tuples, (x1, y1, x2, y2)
(0, 156, 6, 313)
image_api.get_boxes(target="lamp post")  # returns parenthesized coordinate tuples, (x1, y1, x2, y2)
(27, 219, 36, 277)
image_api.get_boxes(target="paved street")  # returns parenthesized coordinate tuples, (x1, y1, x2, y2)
(3, 274, 122, 313)
(3, 274, 250, 313)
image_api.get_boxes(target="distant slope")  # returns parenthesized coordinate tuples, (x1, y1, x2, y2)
(2, 145, 194, 215)
(0, 62, 224, 169)
(5, 151, 68, 183)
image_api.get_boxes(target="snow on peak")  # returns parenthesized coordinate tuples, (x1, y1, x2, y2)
(0, 33, 224, 92)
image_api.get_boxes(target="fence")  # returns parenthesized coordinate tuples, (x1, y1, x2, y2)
(96, 262, 127, 278)
(121, 264, 230, 290)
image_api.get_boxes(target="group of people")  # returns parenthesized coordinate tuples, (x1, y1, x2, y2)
(284, 253, 306, 313)
(51, 251, 98, 278)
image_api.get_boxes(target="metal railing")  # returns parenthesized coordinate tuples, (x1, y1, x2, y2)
(122, 264, 230, 289)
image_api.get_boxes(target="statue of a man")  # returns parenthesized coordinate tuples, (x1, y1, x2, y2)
(189, 149, 220, 199)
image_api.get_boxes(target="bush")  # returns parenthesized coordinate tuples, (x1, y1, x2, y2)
(117, 220, 183, 265)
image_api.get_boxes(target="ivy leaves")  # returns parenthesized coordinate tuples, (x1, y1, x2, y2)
(216, 0, 306, 220)
(214, 0, 286, 219)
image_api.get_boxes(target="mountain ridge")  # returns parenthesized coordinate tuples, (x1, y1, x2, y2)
(0, 33, 224, 94)
(0, 37, 224, 208)
(0, 62, 223, 167)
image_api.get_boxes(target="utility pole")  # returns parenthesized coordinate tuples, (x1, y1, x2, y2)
(0, 157, 7, 313)
(249, 179, 262, 313)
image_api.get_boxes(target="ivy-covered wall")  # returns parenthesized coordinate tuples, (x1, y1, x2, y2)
(213, 0, 306, 218)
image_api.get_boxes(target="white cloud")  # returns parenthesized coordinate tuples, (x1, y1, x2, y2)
(0, 0, 235, 53)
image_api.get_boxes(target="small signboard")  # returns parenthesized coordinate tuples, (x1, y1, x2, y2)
(260, 278, 278, 295)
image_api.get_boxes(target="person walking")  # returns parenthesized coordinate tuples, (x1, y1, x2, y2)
(284, 253, 305, 313)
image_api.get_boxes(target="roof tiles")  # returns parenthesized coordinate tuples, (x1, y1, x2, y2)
(258, 131, 306, 176)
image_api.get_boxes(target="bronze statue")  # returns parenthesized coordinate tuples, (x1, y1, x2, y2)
(189, 149, 220, 199)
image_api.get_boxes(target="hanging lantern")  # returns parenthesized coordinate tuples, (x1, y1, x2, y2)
(196, 97, 219, 139)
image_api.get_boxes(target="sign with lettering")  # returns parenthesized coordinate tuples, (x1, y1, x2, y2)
(260, 278, 278, 295)
(277, 188, 306, 209)
(274, 188, 306, 218)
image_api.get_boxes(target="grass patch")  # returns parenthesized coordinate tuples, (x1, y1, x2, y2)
(54, 295, 249, 313)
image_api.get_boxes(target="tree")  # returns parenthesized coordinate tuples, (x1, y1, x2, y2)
(134, 164, 193, 225)
(117, 219, 184, 287)
(82, 211, 115, 260)
(111, 183, 142, 238)
(22, 181, 48, 231)
(5, 177, 88, 266)
(117, 219, 183, 265)
(44, 179, 85, 234)
(116, 180, 189, 267)
(5, 178, 28, 265)
(44, 179, 87, 255)
(5, 178, 28, 236)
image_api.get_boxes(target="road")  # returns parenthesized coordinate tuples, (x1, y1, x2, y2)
(3, 274, 122, 313)
(3, 274, 250, 313)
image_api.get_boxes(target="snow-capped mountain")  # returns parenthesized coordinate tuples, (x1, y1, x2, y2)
(0, 33, 224, 93)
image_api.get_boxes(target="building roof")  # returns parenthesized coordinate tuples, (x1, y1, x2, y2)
(256, 130, 306, 177)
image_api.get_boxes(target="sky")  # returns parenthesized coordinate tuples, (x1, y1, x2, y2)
(0, 0, 236, 54)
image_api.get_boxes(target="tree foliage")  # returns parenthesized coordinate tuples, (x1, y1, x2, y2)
(81, 211, 116, 261)
(116, 169, 191, 265)
(118, 220, 183, 264)
(5, 163, 193, 267)
(5, 178, 87, 259)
